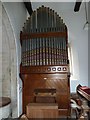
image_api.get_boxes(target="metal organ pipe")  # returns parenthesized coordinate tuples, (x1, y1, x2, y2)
(21, 5, 68, 66)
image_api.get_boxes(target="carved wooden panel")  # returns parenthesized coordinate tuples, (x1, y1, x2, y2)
(20, 65, 69, 74)
(22, 73, 70, 114)
(26, 103, 58, 118)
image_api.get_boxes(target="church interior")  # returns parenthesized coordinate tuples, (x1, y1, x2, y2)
(0, 1, 90, 119)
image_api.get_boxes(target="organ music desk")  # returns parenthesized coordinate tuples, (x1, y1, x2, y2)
(34, 88, 56, 103)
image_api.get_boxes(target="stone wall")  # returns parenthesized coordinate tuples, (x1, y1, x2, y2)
(1, 2, 27, 117)
(2, 5, 17, 117)
(0, 1, 2, 98)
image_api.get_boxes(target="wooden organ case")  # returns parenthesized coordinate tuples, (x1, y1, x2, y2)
(20, 6, 70, 116)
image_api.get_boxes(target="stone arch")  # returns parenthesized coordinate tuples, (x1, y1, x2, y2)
(2, 5, 18, 117)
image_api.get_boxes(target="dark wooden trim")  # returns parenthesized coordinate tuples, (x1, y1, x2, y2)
(20, 31, 67, 40)
(20, 65, 69, 74)
(74, 0, 83, 12)
(24, 2, 33, 15)
(34, 88, 56, 94)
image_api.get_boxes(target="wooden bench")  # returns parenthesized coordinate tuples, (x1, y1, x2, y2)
(26, 103, 58, 118)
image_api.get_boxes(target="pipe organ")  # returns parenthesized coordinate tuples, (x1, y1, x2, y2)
(20, 6, 70, 117)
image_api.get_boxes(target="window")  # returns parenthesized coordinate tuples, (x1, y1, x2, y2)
(68, 42, 79, 80)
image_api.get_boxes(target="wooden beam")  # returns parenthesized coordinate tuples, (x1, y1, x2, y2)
(24, 2, 33, 15)
(20, 31, 67, 40)
(74, 0, 83, 12)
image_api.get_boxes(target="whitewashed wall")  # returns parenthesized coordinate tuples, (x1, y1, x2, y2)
(0, 1, 2, 98)
(2, 2, 27, 117)
(88, 2, 90, 87)
(2, 8, 17, 118)
(2, 19, 11, 97)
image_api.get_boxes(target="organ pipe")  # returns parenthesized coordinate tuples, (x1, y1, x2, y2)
(20, 5, 68, 66)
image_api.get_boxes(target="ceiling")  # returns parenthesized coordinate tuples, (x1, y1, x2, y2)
(31, 1, 85, 12)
